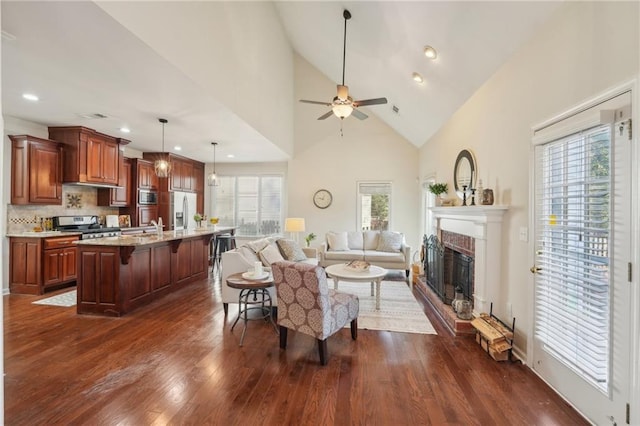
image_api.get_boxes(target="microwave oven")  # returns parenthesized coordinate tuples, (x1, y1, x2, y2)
(138, 190, 158, 205)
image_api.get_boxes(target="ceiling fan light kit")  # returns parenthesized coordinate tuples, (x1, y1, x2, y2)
(299, 9, 387, 125)
(154, 118, 171, 178)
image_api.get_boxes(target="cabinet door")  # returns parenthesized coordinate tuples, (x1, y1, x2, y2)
(29, 141, 62, 204)
(138, 161, 158, 190)
(138, 206, 158, 226)
(170, 159, 183, 191)
(9, 238, 42, 294)
(43, 249, 63, 286)
(86, 136, 104, 183)
(62, 247, 78, 282)
(102, 140, 119, 185)
(111, 158, 131, 206)
(181, 161, 193, 191)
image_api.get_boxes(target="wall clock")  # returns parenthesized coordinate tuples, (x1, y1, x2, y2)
(313, 189, 333, 209)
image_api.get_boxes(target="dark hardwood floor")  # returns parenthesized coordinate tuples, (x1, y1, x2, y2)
(4, 271, 587, 425)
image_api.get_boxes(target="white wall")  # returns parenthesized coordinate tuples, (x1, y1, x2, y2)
(96, 1, 294, 157)
(290, 54, 420, 251)
(419, 2, 639, 355)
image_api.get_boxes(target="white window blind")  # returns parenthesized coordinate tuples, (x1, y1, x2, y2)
(212, 175, 283, 237)
(534, 124, 611, 390)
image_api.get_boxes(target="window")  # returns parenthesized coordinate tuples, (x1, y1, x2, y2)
(534, 124, 611, 390)
(357, 182, 391, 231)
(211, 175, 283, 237)
(422, 176, 437, 238)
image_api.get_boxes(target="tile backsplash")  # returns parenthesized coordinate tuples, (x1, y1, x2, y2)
(7, 185, 118, 233)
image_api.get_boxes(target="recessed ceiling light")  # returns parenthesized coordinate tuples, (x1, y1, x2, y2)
(227, 154, 235, 158)
(119, 127, 130, 133)
(423, 45, 438, 60)
(22, 93, 39, 101)
(412, 72, 424, 84)
(174, 146, 182, 151)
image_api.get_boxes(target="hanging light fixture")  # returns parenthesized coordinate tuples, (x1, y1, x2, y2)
(207, 142, 218, 186)
(154, 118, 171, 177)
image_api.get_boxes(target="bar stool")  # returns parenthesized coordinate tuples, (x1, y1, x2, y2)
(214, 233, 236, 270)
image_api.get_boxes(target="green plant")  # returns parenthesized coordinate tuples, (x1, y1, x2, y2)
(193, 213, 203, 222)
(304, 232, 317, 247)
(428, 182, 448, 196)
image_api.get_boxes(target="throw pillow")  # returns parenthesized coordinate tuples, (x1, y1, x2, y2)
(276, 239, 307, 262)
(347, 231, 364, 250)
(363, 230, 380, 250)
(327, 231, 349, 251)
(376, 231, 404, 252)
(246, 237, 273, 254)
(258, 244, 285, 265)
(236, 245, 260, 263)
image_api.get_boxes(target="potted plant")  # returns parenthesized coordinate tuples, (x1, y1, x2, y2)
(304, 232, 317, 247)
(193, 213, 203, 227)
(428, 183, 449, 206)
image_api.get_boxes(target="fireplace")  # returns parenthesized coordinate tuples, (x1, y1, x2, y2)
(424, 232, 475, 306)
(426, 206, 507, 316)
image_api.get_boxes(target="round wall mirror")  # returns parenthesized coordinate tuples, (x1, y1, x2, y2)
(453, 149, 476, 198)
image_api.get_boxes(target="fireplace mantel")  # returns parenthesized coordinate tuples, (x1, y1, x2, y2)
(430, 205, 508, 314)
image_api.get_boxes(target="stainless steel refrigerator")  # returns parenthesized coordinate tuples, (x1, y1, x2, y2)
(170, 191, 198, 230)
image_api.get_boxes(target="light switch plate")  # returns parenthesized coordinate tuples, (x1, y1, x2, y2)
(519, 227, 528, 242)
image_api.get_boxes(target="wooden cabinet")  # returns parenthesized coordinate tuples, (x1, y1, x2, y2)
(170, 158, 194, 192)
(9, 235, 79, 295)
(48, 126, 129, 186)
(138, 206, 158, 226)
(42, 236, 79, 288)
(137, 160, 158, 190)
(10, 135, 62, 205)
(194, 163, 205, 215)
(97, 157, 132, 207)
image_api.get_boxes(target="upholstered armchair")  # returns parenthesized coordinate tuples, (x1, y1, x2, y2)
(271, 261, 359, 365)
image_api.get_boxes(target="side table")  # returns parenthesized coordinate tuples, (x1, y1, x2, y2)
(226, 272, 278, 346)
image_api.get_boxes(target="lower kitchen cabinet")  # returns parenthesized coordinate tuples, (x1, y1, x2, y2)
(9, 235, 79, 295)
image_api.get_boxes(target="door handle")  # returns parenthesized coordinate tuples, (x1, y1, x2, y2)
(530, 265, 541, 274)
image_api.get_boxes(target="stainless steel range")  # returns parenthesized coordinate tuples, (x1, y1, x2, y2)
(53, 215, 121, 239)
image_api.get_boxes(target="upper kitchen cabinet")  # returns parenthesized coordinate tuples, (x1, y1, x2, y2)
(97, 157, 132, 207)
(10, 135, 62, 205)
(142, 153, 203, 193)
(48, 126, 129, 186)
(136, 159, 158, 190)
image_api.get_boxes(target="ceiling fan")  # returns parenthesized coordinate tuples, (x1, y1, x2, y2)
(300, 9, 387, 121)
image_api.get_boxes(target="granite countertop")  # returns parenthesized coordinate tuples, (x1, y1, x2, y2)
(74, 226, 236, 247)
(6, 231, 83, 238)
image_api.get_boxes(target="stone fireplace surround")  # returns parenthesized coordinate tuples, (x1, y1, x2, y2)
(431, 206, 508, 316)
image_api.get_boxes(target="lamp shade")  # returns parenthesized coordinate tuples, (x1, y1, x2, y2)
(284, 218, 305, 233)
(332, 103, 353, 119)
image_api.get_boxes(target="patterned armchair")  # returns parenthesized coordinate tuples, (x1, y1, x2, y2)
(272, 261, 359, 365)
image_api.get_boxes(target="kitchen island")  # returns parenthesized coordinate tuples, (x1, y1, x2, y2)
(75, 226, 235, 316)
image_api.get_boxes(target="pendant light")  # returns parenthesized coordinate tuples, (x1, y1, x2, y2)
(207, 142, 218, 186)
(154, 118, 171, 177)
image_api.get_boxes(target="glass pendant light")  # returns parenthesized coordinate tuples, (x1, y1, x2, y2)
(154, 118, 171, 177)
(207, 142, 218, 186)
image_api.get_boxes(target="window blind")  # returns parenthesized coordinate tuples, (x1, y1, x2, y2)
(534, 124, 611, 391)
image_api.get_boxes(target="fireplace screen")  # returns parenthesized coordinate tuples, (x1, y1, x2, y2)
(423, 234, 474, 305)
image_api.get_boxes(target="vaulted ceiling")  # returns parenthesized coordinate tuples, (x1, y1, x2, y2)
(2, 1, 562, 164)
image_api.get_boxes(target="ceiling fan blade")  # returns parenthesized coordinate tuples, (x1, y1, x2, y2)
(353, 97, 388, 107)
(317, 110, 334, 120)
(337, 85, 349, 100)
(351, 109, 368, 120)
(300, 99, 332, 106)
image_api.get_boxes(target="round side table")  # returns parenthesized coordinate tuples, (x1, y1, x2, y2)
(226, 272, 278, 346)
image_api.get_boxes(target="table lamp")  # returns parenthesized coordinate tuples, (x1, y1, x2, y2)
(284, 218, 305, 243)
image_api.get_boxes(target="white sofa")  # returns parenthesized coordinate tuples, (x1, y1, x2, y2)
(221, 237, 317, 315)
(318, 230, 411, 277)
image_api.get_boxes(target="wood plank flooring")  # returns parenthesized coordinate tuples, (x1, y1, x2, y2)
(4, 273, 587, 425)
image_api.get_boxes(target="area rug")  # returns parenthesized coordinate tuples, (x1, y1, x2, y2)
(337, 280, 437, 335)
(32, 290, 77, 307)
